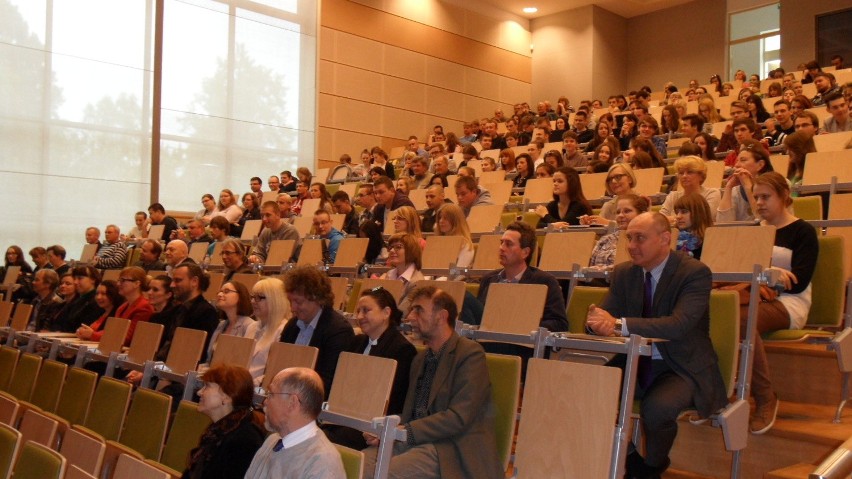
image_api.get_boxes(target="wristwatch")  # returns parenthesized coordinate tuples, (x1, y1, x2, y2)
(614, 318, 624, 335)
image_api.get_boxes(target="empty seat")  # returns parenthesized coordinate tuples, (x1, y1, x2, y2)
(13, 440, 66, 479)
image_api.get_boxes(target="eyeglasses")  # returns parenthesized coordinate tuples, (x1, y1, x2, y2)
(219, 289, 238, 295)
(607, 173, 628, 182)
(220, 250, 238, 256)
(250, 294, 267, 302)
(388, 244, 404, 251)
(677, 170, 699, 176)
(118, 278, 138, 283)
(369, 286, 385, 293)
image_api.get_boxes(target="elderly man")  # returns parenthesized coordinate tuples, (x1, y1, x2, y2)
(586, 212, 726, 478)
(454, 175, 492, 217)
(280, 266, 353, 397)
(364, 285, 502, 479)
(248, 201, 300, 264)
(176, 219, 212, 247)
(85, 227, 102, 254)
(245, 368, 345, 479)
(92, 225, 126, 269)
(164, 240, 194, 275)
(28, 247, 50, 274)
(134, 239, 165, 272)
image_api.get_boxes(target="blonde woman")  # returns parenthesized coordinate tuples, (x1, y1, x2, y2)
(245, 277, 289, 386)
(434, 203, 474, 269)
(391, 206, 426, 249)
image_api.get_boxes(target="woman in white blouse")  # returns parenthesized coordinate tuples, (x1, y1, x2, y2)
(245, 277, 289, 386)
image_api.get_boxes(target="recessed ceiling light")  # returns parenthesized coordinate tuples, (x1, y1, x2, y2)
(523, 7, 538, 13)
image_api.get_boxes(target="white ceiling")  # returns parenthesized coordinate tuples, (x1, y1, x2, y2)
(476, 0, 697, 19)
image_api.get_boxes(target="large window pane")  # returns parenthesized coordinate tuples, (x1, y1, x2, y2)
(730, 4, 779, 42)
(160, 0, 315, 212)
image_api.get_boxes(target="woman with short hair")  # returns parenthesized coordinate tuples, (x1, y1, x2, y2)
(185, 364, 265, 479)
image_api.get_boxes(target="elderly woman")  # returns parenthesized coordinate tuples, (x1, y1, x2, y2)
(245, 278, 288, 386)
(380, 233, 425, 313)
(184, 365, 265, 479)
(208, 281, 255, 362)
(659, 156, 721, 220)
(717, 139, 775, 222)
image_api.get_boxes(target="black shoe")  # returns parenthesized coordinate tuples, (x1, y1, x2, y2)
(626, 455, 670, 479)
(624, 450, 645, 479)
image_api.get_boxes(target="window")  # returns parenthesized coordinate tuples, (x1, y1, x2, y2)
(0, 0, 316, 257)
(728, 3, 780, 81)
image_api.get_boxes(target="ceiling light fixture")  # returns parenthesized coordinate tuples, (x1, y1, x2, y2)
(523, 7, 538, 13)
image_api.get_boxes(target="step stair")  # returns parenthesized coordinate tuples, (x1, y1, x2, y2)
(667, 340, 851, 478)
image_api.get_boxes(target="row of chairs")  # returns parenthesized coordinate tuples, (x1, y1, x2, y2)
(0, 422, 163, 479)
(0, 345, 211, 479)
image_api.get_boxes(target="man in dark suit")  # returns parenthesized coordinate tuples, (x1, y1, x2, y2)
(587, 212, 727, 479)
(364, 285, 502, 479)
(371, 176, 414, 230)
(280, 266, 353, 398)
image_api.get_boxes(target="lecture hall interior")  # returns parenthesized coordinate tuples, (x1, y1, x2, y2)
(2, 0, 852, 477)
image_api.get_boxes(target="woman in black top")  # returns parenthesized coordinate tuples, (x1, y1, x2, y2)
(534, 166, 592, 227)
(513, 153, 535, 189)
(184, 365, 265, 479)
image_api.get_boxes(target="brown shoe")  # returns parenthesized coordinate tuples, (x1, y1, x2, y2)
(750, 395, 779, 435)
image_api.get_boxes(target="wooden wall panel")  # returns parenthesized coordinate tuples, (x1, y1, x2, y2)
(317, 0, 532, 162)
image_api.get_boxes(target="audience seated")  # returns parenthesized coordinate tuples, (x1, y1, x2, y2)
(372, 176, 415, 230)
(420, 185, 451, 233)
(434, 204, 475, 270)
(26, 268, 63, 332)
(659, 156, 721, 220)
(380, 233, 425, 313)
(280, 266, 353, 398)
(391, 206, 426, 250)
(331, 191, 360, 235)
(134, 239, 165, 272)
(209, 280, 255, 363)
(363, 285, 502, 479)
(324, 287, 416, 450)
(673, 193, 714, 260)
(248, 201, 300, 264)
(246, 278, 288, 386)
(189, 364, 266, 479)
(717, 139, 775, 222)
(246, 367, 345, 478)
(534, 166, 592, 227)
(313, 209, 345, 263)
(454, 175, 493, 217)
(589, 194, 650, 268)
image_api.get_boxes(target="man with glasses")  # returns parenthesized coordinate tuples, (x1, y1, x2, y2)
(249, 176, 263, 202)
(267, 175, 281, 195)
(356, 184, 377, 227)
(219, 238, 251, 281)
(280, 266, 353, 397)
(794, 111, 820, 139)
(312, 210, 344, 263)
(363, 285, 503, 479)
(246, 367, 345, 479)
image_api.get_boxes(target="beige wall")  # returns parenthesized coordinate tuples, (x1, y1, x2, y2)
(530, 6, 594, 107)
(626, 0, 727, 90)
(318, 0, 532, 162)
(591, 6, 629, 102)
(780, 0, 850, 68)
